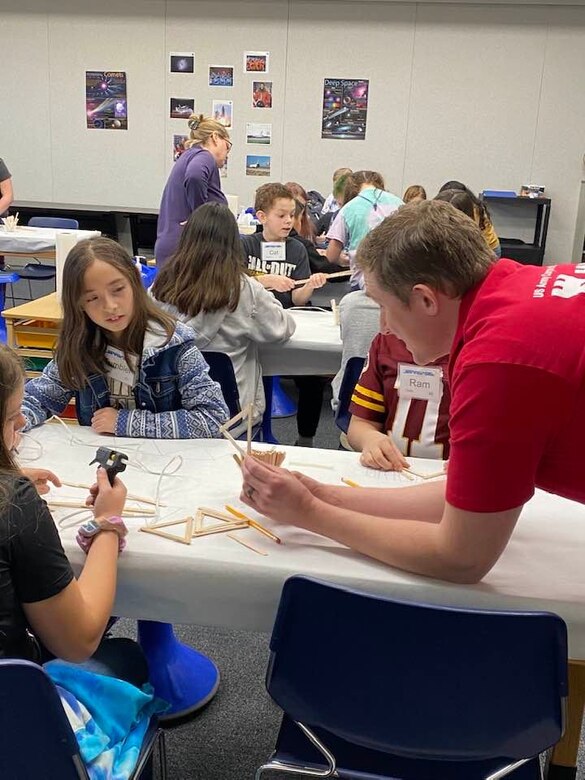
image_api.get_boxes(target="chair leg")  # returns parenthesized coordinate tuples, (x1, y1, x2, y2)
(255, 721, 337, 779)
(27, 279, 33, 302)
(158, 729, 167, 780)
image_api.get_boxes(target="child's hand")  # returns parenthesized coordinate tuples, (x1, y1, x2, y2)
(359, 431, 409, 471)
(338, 251, 350, 268)
(88, 467, 127, 519)
(22, 467, 62, 496)
(306, 273, 328, 290)
(91, 408, 119, 435)
(258, 274, 296, 293)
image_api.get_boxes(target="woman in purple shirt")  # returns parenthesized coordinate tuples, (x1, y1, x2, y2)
(155, 114, 232, 266)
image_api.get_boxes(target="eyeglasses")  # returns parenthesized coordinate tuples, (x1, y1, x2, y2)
(224, 138, 233, 152)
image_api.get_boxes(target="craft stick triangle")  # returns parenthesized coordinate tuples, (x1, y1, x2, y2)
(140, 507, 247, 546)
(140, 516, 194, 545)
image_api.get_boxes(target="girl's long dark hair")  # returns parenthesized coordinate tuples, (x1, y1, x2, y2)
(284, 182, 316, 244)
(0, 345, 26, 514)
(56, 237, 175, 389)
(152, 203, 246, 317)
(438, 180, 491, 231)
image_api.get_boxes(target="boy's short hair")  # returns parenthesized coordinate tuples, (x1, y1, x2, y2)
(255, 183, 294, 213)
(356, 200, 495, 304)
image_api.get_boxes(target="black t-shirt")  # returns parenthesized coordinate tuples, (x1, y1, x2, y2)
(0, 477, 74, 660)
(241, 232, 311, 309)
(288, 228, 346, 277)
(0, 158, 10, 183)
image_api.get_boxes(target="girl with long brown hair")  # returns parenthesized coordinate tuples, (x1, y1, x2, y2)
(21, 236, 228, 438)
(152, 202, 295, 433)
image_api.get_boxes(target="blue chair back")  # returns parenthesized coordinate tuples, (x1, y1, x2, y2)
(28, 216, 80, 229)
(202, 351, 241, 418)
(335, 356, 365, 434)
(267, 576, 568, 763)
(0, 659, 88, 778)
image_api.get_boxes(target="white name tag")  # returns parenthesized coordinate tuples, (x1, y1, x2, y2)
(398, 364, 442, 401)
(261, 241, 286, 263)
(105, 345, 135, 387)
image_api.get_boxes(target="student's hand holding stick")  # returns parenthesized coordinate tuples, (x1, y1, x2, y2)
(240, 456, 317, 526)
(360, 431, 410, 472)
(257, 274, 296, 293)
(304, 273, 328, 290)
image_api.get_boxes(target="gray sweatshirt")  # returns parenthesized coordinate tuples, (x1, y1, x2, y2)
(154, 275, 296, 432)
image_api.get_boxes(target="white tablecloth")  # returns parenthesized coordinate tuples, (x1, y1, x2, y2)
(260, 309, 342, 376)
(18, 424, 585, 657)
(0, 226, 98, 254)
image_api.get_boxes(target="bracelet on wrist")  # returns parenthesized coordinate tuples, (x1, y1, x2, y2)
(76, 516, 127, 555)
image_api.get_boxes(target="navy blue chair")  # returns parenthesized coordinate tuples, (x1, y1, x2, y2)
(0, 658, 167, 779)
(334, 355, 365, 435)
(29, 216, 80, 230)
(202, 350, 242, 418)
(257, 576, 568, 780)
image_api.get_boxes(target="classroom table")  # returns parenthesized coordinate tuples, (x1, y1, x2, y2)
(0, 225, 98, 260)
(17, 424, 585, 776)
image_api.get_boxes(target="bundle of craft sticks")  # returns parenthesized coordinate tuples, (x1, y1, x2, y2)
(233, 450, 286, 467)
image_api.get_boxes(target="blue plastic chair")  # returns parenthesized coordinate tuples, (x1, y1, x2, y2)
(0, 269, 21, 318)
(0, 658, 167, 779)
(202, 350, 242, 418)
(29, 216, 80, 230)
(257, 576, 568, 780)
(334, 356, 365, 435)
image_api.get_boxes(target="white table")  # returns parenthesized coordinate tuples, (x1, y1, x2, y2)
(18, 424, 585, 658)
(0, 226, 98, 258)
(260, 309, 342, 376)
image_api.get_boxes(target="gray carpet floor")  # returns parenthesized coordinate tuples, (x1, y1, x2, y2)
(119, 382, 585, 779)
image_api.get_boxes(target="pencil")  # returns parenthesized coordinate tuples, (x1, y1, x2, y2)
(224, 504, 282, 544)
(341, 477, 361, 488)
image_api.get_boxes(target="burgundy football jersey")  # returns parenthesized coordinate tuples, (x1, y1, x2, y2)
(349, 333, 451, 459)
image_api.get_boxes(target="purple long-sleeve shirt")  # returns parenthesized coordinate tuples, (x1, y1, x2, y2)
(154, 146, 227, 266)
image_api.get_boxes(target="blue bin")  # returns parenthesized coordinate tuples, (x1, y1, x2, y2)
(139, 264, 158, 289)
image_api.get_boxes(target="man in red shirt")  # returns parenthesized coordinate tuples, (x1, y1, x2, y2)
(348, 331, 451, 470)
(239, 200, 585, 583)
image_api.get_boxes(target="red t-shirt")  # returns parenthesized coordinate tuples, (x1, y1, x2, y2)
(349, 333, 451, 459)
(446, 259, 585, 512)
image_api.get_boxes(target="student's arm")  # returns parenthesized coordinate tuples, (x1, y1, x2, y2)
(0, 175, 13, 215)
(348, 416, 409, 471)
(240, 456, 520, 584)
(292, 273, 328, 306)
(21, 360, 75, 430)
(18, 470, 127, 662)
(115, 344, 229, 438)
(325, 212, 349, 264)
(247, 281, 296, 343)
(325, 239, 344, 264)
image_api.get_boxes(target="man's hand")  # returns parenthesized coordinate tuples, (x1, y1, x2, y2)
(91, 408, 118, 435)
(240, 457, 318, 527)
(22, 468, 62, 496)
(257, 274, 296, 293)
(360, 430, 409, 471)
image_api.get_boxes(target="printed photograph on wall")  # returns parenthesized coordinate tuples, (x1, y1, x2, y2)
(212, 99, 233, 128)
(246, 155, 271, 176)
(209, 66, 234, 87)
(252, 81, 272, 109)
(172, 134, 188, 161)
(246, 122, 272, 144)
(170, 97, 195, 119)
(170, 52, 195, 74)
(321, 78, 369, 140)
(244, 51, 269, 74)
(85, 71, 127, 130)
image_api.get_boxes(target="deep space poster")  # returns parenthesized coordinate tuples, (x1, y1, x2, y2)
(85, 71, 128, 130)
(321, 78, 369, 140)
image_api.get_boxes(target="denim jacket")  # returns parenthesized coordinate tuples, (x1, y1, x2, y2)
(22, 321, 229, 439)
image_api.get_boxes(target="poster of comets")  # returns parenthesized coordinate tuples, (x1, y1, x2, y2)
(321, 78, 369, 140)
(85, 71, 128, 130)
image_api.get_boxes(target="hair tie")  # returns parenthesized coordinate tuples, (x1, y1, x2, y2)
(188, 116, 200, 131)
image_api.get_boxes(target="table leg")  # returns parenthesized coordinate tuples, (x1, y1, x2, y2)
(5, 319, 15, 349)
(547, 660, 585, 779)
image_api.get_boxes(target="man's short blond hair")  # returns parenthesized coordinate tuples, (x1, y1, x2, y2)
(357, 200, 495, 304)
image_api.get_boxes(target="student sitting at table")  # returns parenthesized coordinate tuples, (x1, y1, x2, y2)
(151, 203, 296, 434)
(21, 237, 228, 438)
(347, 313, 451, 471)
(437, 180, 501, 258)
(241, 183, 328, 447)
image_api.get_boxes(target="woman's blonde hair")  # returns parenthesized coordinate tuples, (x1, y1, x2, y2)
(185, 113, 230, 149)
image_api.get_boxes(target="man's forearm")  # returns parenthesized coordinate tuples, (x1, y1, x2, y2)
(319, 478, 446, 523)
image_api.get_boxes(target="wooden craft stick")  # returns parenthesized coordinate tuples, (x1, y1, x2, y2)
(400, 469, 416, 481)
(192, 521, 248, 538)
(224, 505, 282, 544)
(233, 453, 243, 468)
(293, 269, 352, 287)
(141, 526, 192, 545)
(220, 425, 247, 458)
(406, 467, 445, 480)
(47, 499, 155, 516)
(341, 477, 360, 488)
(246, 403, 253, 456)
(143, 515, 194, 530)
(227, 533, 268, 556)
(289, 462, 334, 470)
(60, 480, 165, 506)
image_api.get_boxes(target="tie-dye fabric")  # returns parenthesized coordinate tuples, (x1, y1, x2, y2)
(46, 661, 167, 779)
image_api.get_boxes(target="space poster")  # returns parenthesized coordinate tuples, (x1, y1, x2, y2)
(321, 78, 369, 140)
(86, 71, 128, 130)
